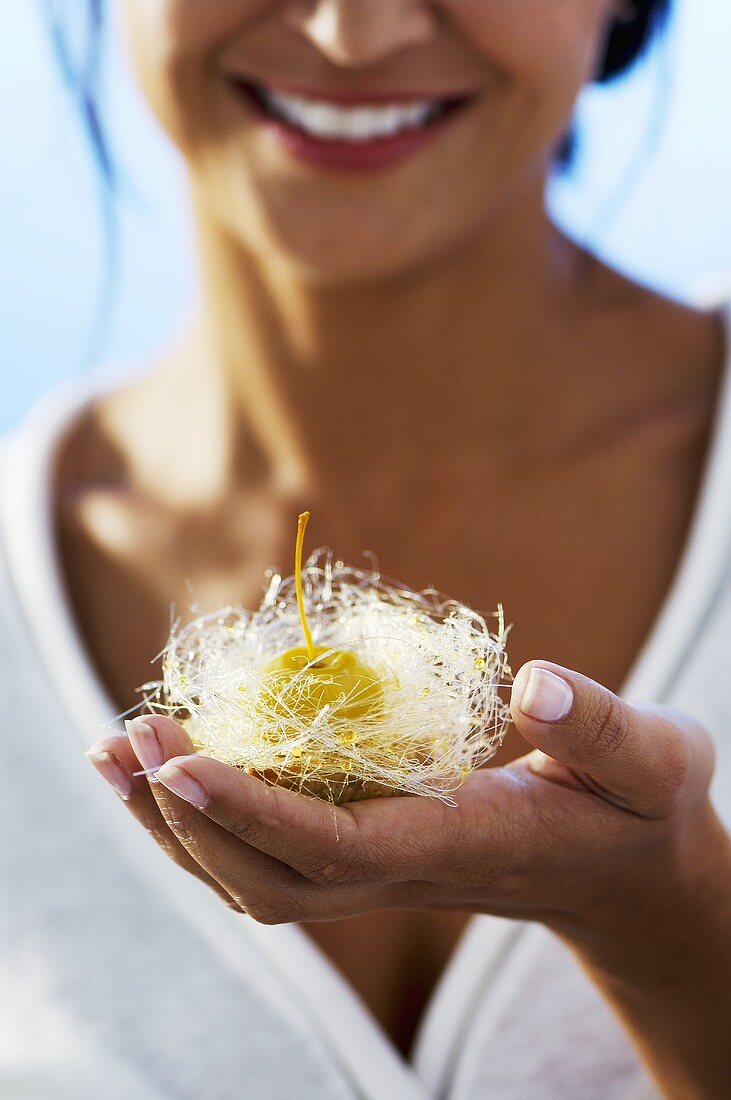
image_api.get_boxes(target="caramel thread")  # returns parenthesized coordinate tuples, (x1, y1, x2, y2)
(296, 511, 316, 661)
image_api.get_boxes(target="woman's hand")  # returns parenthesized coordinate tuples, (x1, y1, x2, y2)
(87, 660, 731, 1098)
(87, 659, 723, 933)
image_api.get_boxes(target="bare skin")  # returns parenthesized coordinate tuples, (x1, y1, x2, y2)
(56, 218, 724, 719)
(75, 0, 731, 1083)
(62, 245, 723, 1052)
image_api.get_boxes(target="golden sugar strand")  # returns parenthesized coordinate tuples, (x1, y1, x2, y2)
(295, 511, 316, 661)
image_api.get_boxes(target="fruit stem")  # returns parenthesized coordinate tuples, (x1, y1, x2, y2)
(295, 511, 316, 661)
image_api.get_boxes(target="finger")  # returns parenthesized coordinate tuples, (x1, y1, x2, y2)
(124, 714, 195, 774)
(121, 716, 273, 909)
(154, 751, 495, 887)
(148, 771, 399, 922)
(86, 734, 239, 908)
(509, 661, 713, 817)
(121, 717, 304, 911)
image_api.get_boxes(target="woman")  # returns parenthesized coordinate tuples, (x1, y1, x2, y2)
(1, 1, 730, 1097)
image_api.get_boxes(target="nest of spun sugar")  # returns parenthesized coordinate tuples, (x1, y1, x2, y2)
(141, 548, 512, 806)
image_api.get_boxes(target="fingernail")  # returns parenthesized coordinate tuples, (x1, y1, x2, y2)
(515, 667, 573, 722)
(156, 761, 209, 810)
(86, 750, 132, 800)
(125, 717, 163, 771)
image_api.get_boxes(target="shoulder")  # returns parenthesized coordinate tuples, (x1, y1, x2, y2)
(0, 364, 147, 702)
(573, 254, 726, 378)
(555, 254, 729, 475)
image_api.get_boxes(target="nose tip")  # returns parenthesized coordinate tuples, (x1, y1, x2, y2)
(287, 0, 434, 68)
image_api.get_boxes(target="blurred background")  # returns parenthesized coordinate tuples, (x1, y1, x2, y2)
(1, 0, 730, 435)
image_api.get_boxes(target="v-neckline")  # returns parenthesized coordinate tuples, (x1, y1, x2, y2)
(3, 305, 731, 1098)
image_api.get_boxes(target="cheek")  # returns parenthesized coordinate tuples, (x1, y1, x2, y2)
(118, 0, 269, 147)
(448, 0, 614, 96)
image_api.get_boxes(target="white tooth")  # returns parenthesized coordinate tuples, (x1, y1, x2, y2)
(405, 103, 433, 128)
(323, 105, 348, 136)
(268, 90, 295, 114)
(379, 108, 403, 137)
(304, 103, 333, 132)
(344, 108, 374, 140)
(356, 108, 384, 139)
(259, 86, 444, 141)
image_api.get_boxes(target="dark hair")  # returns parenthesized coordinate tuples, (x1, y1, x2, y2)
(43, 0, 117, 367)
(599, 0, 671, 82)
(51, 0, 671, 185)
(552, 0, 671, 165)
(46, 0, 114, 191)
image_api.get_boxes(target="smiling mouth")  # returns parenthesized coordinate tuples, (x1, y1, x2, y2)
(232, 80, 476, 144)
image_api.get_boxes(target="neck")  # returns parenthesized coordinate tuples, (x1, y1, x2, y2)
(179, 180, 579, 499)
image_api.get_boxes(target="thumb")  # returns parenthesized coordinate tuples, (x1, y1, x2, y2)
(509, 660, 713, 817)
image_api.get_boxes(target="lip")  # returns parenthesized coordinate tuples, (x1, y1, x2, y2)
(235, 77, 480, 106)
(228, 78, 478, 172)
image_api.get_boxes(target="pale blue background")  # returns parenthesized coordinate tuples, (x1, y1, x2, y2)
(1, 0, 730, 433)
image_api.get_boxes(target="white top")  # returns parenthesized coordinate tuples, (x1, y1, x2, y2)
(1, 311, 731, 1099)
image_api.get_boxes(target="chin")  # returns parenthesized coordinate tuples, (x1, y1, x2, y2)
(255, 239, 443, 287)
(207, 183, 487, 288)
(253, 231, 458, 288)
